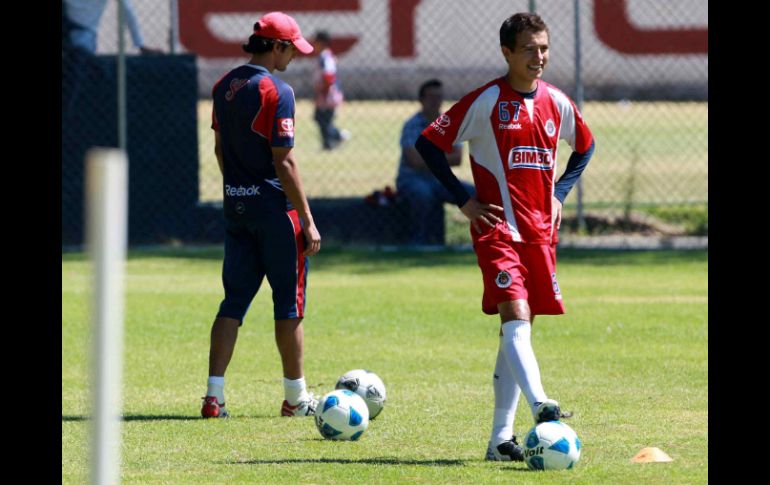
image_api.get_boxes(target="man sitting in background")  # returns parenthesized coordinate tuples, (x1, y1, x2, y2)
(396, 79, 475, 245)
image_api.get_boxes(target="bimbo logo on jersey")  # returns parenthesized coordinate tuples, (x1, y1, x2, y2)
(507, 147, 554, 170)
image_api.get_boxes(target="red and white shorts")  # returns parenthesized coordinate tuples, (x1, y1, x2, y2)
(474, 238, 565, 316)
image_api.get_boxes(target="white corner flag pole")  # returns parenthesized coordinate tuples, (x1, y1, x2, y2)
(86, 148, 128, 485)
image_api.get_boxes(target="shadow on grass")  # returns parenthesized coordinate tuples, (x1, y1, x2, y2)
(63, 245, 706, 272)
(231, 457, 465, 466)
(63, 245, 480, 272)
(62, 414, 201, 422)
(556, 247, 707, 267)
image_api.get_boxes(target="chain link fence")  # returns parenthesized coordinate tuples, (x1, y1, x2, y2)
(62, 0, 707, 247)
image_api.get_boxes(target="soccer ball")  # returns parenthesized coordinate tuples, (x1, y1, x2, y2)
(523, 421, 581, 470)
(335, 369, 387, 419)
(314, 389, 370, 441)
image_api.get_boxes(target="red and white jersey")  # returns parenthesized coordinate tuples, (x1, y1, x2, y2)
(313, 48, 343, 108)
(422, 78, 593, 244)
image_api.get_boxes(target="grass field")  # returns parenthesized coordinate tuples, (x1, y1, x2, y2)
(62, 247, 708, 484)
(197, 99, 708, 211)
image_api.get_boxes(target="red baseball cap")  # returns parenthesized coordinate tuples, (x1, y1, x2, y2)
(255, 12, 314, 55)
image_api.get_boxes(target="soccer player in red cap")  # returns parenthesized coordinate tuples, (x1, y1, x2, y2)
(415, 12, 595, 460)
(201, 12, 321, 418)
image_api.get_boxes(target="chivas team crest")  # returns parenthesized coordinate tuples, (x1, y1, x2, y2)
(496, 270, 512, 288)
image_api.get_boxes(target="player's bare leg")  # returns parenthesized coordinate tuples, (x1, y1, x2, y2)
(275, 317, 304, 379)
(276, 318, 317, 416)
(208, 317, 240, 376)
(202, 316, 240, 418)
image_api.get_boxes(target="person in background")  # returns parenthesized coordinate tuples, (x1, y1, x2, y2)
(64, 0, 164, 55)
(397, 79, 475, 246)
(312, 31, 350, 150)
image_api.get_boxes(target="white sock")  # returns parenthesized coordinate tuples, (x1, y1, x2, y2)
(207, 376, 225, 403)
(500, 320, 547, 417)
(491, 337, 522, 446)
(283, 377, 308, 405)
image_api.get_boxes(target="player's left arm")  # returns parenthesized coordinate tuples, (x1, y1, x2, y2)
(552, 140, 595, 229)
(270, 81, 321, 256)
(552, 97, 595, 229)
(272, 146, 321, 257)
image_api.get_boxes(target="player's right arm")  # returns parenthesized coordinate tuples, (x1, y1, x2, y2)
(214, 131, 224, 176)
(272, 146, 321, 256)
(403, 143, 462, 170)
(401, 116, 462, 171)
(415, 135, 502, 233)
(416, 84, 504, 233)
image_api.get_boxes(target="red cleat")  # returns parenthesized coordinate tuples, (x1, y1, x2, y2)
(201, 396, 229, 418)
(280, 395, 318, 417)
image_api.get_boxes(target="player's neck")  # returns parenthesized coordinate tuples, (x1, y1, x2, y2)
(249, 53, 275, 72)
(505, 73, 538, 94)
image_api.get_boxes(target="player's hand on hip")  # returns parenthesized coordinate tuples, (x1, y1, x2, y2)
(303, 223, 321, 256)
(460, 198, 504, 234)
(552, 196, 563, 230)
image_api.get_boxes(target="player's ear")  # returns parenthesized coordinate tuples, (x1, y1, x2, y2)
(501, 45, 512, 61)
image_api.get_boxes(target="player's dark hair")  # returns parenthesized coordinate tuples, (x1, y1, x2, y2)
(418, 79, 443, 98)
(315, 30, 331, 44)
(500, 12, 549, 51)
(242, 21, 292, 54)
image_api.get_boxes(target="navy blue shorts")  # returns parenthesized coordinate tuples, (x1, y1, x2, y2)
(217, 209, 308, 323)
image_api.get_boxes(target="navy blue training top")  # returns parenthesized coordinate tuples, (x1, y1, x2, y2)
(212, 64, 296, 221)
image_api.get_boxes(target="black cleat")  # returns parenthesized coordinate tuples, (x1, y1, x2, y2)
(534, 399, 573, 424)
(485, 435, 525, 461)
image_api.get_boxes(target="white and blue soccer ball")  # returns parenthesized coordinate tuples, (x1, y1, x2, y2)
(335, 369, 387, 419)
(315, 389, 370, 441)
(523, 421, 581, 470)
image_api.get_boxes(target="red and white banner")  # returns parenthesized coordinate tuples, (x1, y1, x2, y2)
(98, 0, 708, 98)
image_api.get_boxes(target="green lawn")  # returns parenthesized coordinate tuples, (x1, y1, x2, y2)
(62, 248, 707, 484)
(197, 100, 708, 210)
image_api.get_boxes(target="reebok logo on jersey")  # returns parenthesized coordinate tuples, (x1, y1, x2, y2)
(225, 78, 249, 101)
(225, 184, 261, 197)
(499, 122, 522, 130)
(508, 147, 554, 170)
(277, 118, 294, 138)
